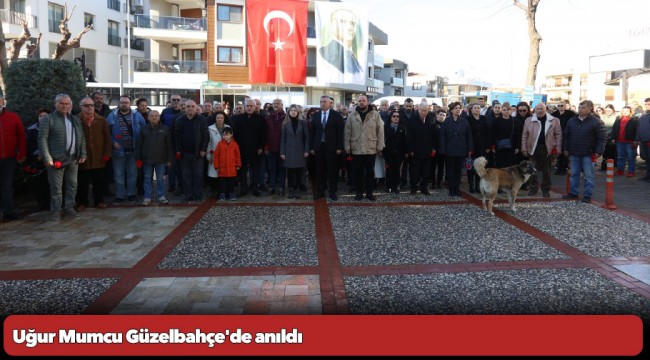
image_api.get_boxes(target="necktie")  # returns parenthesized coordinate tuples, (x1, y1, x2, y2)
(322, 111, 327, 128)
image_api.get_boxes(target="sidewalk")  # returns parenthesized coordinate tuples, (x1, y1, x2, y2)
(1, 164, 649, 328)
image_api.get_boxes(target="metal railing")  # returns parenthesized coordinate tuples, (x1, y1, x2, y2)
(133, 15, 206, 31)
(125, 37, 145, 51)
(0, 9, 37, 28)
(108, 34, 121, 47)
(134, 59, 207, 74)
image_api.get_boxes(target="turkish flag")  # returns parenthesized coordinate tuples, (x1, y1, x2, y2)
(246, 0, 307, 85)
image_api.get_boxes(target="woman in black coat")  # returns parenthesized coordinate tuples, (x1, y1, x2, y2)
(491, 103, 517, 168)
(466, 103, 491, 193)
(439, 102, 473, 197)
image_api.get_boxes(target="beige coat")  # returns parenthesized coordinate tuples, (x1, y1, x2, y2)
(344, 109, 385, 155)
(521, 113, 562, 156)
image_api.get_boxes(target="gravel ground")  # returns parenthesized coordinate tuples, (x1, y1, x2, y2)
(159, 206, 318, 268)
(327, 189, 465, 203)
(507, 202, 650, 258)
(344, 268, 650, 318)
(330, 205, 569, 266)
(0, 278, 117, 317)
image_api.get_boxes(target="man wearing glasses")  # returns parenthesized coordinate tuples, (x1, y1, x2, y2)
(551, 100, 575, 175)
(161, 95, 184, 195)
(75, 97, 111, 211)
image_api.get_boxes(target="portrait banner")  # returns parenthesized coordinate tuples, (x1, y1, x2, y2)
(246, 0, 308, 85)
(315, 2, 368, 85)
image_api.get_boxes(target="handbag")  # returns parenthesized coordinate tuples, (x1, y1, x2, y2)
(464, 156, 473, 170)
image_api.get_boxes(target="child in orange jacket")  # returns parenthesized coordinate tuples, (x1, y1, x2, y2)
(214, 126, 241, 201)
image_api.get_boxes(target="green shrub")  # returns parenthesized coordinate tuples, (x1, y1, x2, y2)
(4, 58, 86, 126)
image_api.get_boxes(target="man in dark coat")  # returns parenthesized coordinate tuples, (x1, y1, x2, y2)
(310, 95, 344, 200)
(561, 100, 607, 203)
(407, 102, 438, 195)
(232, 98, 266, 197)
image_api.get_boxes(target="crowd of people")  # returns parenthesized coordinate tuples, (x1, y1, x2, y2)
(1, 93, 649, 222)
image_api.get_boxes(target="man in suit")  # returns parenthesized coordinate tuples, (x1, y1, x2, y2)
(310, 95, 344, 200)
(319, 9, 362, 74)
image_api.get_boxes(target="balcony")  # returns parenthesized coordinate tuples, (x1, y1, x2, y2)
(135, 59, 207, 74)
(125, 37, 145, 51)
(133, 15, 207, 44)
(1, 9, 37, 38)
(391, 77, 404, 87)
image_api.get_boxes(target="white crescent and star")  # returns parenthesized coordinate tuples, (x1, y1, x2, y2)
(263, 10, 294, 51)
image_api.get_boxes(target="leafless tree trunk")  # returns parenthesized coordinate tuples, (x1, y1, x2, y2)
(9, 19, 42, 61)
(51, 3, 93, 60)
(0, 22, 9, 95)
(514, 0, 542, 87)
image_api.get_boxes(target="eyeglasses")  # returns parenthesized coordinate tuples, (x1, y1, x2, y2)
(518, 110, 528, 113)
(171, 99, 181, 102)
(557, 105, 565, 107)
(81, 104, 94, 107)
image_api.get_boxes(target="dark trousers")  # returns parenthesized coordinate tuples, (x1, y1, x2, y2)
(181, 154, 204, 199)
(353, 154, 375, 196)
(315, 144, 338, 195)
(287, 168, 304, 190)
(446, 156, 464, 195)
(410, 157, 431, 191)
(431, 153, 445, 185)
(385, 153, 404, 191)
(495, 148, 516, 168)
(76, 167, 107, 206)
(34, 171, 50, 210)
(167, 157, 182, 191)
(238, 155, 260, 194)
(529, 146, 551, 193)
(218, 177, 235, 194)
(400, 157, 410, 185)
(0, 157, 17, 214)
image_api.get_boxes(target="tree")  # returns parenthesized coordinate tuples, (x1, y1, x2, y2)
(4, 59, 86, 126)
(514, 0, 542, 87)
(0, 2, 90, 95)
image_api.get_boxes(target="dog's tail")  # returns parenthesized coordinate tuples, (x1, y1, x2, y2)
(473, 156, 488, 178)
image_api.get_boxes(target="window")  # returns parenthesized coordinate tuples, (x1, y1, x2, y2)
(412, 82, 422, 91)
(108, 20, 120, 46)
(107, 0, 120, 12)
(84, 13, 94, 28)
(395, 70, 402, 78)
(217, 5, 242, 22)
(395, 89, 402, 96)
(218, 46, 243, 64)
(48, 2, 64, 33)
(10, 0, 26, 13)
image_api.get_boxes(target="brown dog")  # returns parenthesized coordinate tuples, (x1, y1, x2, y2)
(473, 156, 537, 215)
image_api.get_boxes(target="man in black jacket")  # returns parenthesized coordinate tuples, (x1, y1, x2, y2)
(310, 95, 344, 200)
(232, 98, 266, 197)
(551, 100, 576, 175)
(174, 100, 209, 202)
(561, 100, 607, 203)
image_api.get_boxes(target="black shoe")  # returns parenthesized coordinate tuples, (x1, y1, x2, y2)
(3, 212, 22, 221)
(267, 189, 276, 196)
(542, 191, 551, 198)
(581, 197, 591, 203)
(469, 186, 476, 193)
(562, 193, 578, 200)
(299, 184, 307, 191)
(354, 194, 363, 201)
(258, 185, 268, 192)
(127, 195, 137, 201)
(410, 189, 417, 195)
(114, 198, 125, 203)
(329, 194, 338, 201)
(253, 190, 261, 197)
(393, 188, 400, 194)
(366, 194, 376, 201)
(528, 190, 538, 196)
(239, 191, 248, 197)
(421, 189, 430, 195)
(313, 193, 325, 200)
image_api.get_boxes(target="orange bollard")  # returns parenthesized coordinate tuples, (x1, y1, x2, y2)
(603, 158, 617, 210)
(566, 158, 571, 195)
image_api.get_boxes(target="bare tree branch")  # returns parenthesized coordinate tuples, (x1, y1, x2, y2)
(52, 3, 91, 59)
(0, 22, 8, 95)
(26, 33, 42, 59)
(9, 19, 32, 61)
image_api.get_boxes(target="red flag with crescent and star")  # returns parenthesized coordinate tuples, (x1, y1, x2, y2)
(246, 0, 307, 85)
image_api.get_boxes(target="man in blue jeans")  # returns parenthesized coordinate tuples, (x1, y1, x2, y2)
(106, 96, 146, 203)
(561, 100, 607, 203)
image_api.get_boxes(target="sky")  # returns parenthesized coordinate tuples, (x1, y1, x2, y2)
(342, 0, 650, 88)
